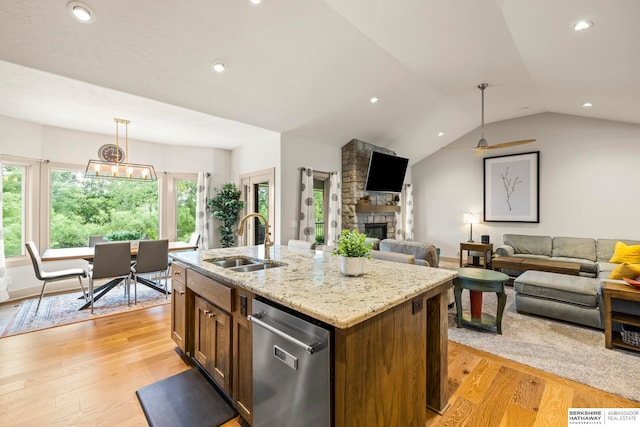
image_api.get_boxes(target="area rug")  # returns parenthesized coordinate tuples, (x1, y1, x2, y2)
(1, 281, 172, 337)
(136, 368, 237, 427)
(448, 286, 640, 401)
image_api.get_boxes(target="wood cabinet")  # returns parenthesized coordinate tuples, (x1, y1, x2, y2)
(194, 295, 232, 395)
(603, 280, 640, 353)
(170, 262, 189, 353)
(232, 290, 254, 425)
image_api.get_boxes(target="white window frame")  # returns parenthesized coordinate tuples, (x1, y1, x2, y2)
(1, 156, 39, 267)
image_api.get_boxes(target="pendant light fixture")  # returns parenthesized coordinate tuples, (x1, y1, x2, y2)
(85, 118, 157, 181)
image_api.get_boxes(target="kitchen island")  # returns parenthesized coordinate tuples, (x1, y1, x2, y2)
(170, 245, 456, 426)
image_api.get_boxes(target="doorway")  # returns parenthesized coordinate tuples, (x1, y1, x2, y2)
(240, 168, 275, 246)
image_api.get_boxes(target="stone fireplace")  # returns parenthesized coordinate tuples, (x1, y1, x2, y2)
(341, 139, 399, 239)
(364, 223, 387, 240)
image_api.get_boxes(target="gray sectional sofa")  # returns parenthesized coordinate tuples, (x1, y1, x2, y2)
(495, 234, 640, 329)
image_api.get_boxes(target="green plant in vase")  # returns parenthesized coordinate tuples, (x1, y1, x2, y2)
(207, 183, 246, 248)
(333, 229, 373, 276)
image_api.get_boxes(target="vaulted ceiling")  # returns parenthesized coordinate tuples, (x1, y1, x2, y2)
(0, 0, 638, 163)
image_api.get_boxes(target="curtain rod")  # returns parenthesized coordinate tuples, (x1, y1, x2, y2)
(299, 167, 338, 174)
(0, 153, 49, 163)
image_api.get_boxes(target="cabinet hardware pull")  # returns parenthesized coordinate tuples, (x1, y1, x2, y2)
(203, 310, 210, 315)
(178, 290, 185, 295)
(208, 313, 215, 318)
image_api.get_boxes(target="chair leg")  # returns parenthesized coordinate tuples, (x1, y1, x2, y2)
(35, 281, 48, 315)
(132, 276, 136, 305)
(78, 277, 88, 301)
(90, 277, 95, 314)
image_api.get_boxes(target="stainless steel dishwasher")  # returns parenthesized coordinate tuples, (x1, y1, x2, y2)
(249, 299, 331, 427)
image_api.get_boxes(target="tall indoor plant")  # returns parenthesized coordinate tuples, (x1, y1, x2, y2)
(207, 183, 246, 248)
(333, 229, 373, 276)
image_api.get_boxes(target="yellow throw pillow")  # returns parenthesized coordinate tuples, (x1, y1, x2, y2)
(609, 262, 640, 280)
(609, 241, 640, 264)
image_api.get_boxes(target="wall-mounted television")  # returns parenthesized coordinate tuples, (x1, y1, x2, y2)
(364, 151, 409, 193)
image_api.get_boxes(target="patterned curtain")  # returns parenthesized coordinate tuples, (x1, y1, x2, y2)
(195, 172, 211, 249)
(394, 184, 414, 241)
(297, 167, 315, 242)
(327, 172, 342, 247)
(0, 162, 8, 302)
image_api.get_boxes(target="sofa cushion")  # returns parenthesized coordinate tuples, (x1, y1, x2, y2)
(514, 270, 600, 308)
(609, 262, 640, 280)
(503, 234, 552, 256)
(609, 241, 640, 264)
(371, 250, 415, 264)
(379, 239, 437, 267)
(515, 253, 551, 261)
(552, 237, 596, 261)
(596, 238, 640, 262)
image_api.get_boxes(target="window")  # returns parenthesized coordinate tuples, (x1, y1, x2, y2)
(312, 173, 331, 245)
(176, 178, 197, 242)
(49, 168, 159, 248)
(2, 164, 25, 257)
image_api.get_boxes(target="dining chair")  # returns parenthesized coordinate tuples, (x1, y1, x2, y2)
(88, 235, 108, 247)
(287, 239, 316, 250)
(189, 232, 201, 247)
(131, 239, 169, 304)
(89, 241, 132, 313)
(25, 241, 88, 315)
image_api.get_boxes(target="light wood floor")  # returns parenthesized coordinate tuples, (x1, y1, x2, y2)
(0, 305, 637, 427)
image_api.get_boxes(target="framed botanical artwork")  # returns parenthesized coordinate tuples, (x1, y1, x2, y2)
(483, 151, 539, 223)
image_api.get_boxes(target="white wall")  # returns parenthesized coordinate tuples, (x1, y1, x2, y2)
(280, 134, 341, 243)
(0, 115, 232, 300)
(230, 134, 281, 242)
(412, 113, 640, 258)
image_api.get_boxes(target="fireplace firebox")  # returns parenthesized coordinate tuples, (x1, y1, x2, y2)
(364, 223, 387, 240)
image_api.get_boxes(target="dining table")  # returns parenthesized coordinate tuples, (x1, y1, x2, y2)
(42, 241, 198, 310)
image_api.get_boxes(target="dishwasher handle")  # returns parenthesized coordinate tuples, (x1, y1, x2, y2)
(249, 313, 325, 355)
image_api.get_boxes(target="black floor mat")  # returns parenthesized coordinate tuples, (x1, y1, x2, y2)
(136, 368, 237, 427)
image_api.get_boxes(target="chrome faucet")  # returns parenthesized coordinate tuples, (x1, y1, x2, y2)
(237, 213, 274, 260)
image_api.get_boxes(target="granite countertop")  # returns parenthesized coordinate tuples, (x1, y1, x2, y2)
(171, 245, 456, 329)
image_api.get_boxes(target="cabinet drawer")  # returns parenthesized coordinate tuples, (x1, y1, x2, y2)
(188, 270, 233, 312)
(172, 262, 187, 286)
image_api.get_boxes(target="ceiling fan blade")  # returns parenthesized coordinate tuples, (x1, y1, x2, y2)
(441, 146, 478, 151)
(485, 139, 536, 150)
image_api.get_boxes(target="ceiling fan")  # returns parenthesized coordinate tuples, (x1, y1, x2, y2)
(445, 83, 536, 156)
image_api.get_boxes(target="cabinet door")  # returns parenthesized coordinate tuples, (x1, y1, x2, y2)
(171, 281, 187, 352)
(233, 291, 254, 424)
(209, 303, 232, 394)
(194, 296, 212, 368)
(194, 296, 232, 396)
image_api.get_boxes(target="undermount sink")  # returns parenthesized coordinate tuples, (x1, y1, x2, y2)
(208, 256, 257, 268)
(204, 256, 286, 272)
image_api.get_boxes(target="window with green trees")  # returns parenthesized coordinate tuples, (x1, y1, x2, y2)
(49, 169, 159, 248)
(2, 164, 25, 257)
(176, 178, 197, 242)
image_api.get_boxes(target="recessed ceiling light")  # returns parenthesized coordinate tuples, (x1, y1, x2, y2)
(210, 60, 227, 73)
(573, 20, 593, 31)
(370, 96, 380, 104)
(438, 132, 444, 137)
(582, 102, 593, 108)
(249, 0, 263, 5)
(67, 1, 95, 23)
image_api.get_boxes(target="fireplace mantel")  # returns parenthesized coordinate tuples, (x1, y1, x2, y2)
(355, 205, 400, 213)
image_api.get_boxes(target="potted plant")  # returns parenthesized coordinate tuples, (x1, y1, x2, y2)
(207, 183, 246, 248)
(333, 229, 373, 276)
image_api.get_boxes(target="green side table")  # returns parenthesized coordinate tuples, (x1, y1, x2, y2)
(454, 267, 509, 334)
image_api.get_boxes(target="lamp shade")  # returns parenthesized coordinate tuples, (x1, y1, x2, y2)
(463, 213, 480, 224)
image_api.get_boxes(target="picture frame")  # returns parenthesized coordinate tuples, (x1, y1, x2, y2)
(483, 151, 539, 223)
